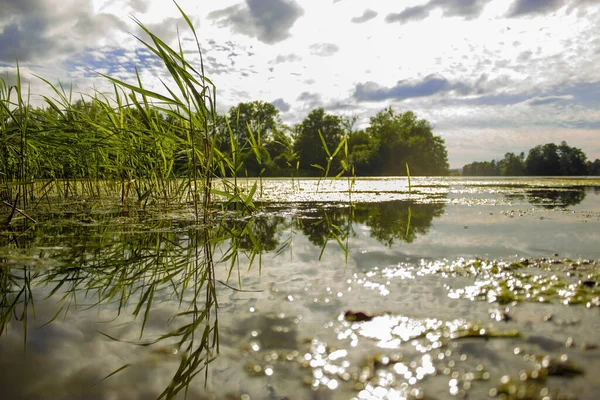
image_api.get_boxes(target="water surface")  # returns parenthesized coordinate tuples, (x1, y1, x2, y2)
(1, 177, 599, 399)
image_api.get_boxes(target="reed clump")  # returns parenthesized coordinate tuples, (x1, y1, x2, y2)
(0, 6, 256, 223)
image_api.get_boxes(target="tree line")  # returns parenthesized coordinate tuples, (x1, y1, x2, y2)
(1, 97, 451, 184)
(216, 101, 450, 177)
(462, 142, 600, 176)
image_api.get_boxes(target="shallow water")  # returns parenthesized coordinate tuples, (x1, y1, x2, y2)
(1, 177, 599, 399)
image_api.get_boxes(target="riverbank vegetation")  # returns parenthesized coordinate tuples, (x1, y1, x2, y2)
(0, 88, 450, 191)
(219, 102, 451, 178)
(463, 142, 600, 176)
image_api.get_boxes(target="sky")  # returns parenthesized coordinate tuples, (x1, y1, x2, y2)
(1, 0, 599, 168)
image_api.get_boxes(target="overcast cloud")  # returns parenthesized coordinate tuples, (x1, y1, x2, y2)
(0, 0, 127, 62)
(207, 0, 303, 44)
(386, 0, 492, 24)
(1, 0, 599, 167)
(354, 75, 469, 102)
(271, 97, 291, 112)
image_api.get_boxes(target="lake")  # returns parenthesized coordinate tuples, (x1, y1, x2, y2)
(1, 177, 599, 399)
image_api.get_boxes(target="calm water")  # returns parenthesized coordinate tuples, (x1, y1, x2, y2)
(1, 177, 599, 399)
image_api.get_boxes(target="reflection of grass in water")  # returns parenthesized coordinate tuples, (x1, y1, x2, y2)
(1, 207, 597, 397)
(0, 201, 271, 397)
(406, 161, 411, 194)
(0, 262, 36, 347)
(3, 200, 448, 393)
(1, 213, 211, 394)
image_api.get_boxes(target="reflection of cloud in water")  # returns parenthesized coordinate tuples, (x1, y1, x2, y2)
(0, 297, 194, 399)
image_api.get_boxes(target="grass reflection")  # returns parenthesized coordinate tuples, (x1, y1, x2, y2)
(0, 201, 260, 398)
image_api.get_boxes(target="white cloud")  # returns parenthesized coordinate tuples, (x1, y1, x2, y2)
(309, 43, 340, 57)
(207, 0, 304, 44)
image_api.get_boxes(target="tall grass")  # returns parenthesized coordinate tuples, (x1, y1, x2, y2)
(0, 21, 243, 216)
(0, 2, 270, 397)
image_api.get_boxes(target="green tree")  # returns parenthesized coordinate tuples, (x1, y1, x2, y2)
(365, 108, 449, 176)
(462, 161, 500, 176)
(293, 108, 344, 175)
(558, 141, 587, 176)
(588, 159, 600, 175)
(500, 152, 525, 176)
(526, 143, 561, 175)
(348, 130, 377, 174)
(464, 141, 594, 177)
(227, 101, 280, 147)
(217, 101, 290, 176)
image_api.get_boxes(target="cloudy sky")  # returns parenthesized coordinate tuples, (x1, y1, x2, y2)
(1, 0, 599, 168)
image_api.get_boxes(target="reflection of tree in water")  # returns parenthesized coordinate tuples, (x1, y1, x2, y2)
(354, 201, 445, 246)
(296, 207, 353, 247)
(295, 201, 445, 248)
(526, 188, 586, 209)
(224, 214, 288, 252)
(504, 193, 525, 203)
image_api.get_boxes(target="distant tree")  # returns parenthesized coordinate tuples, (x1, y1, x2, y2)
(462, 160, 500, 176)
(464, 141, 594, 177)
(293, 108, 344, 175)
(525, 143, 561, 175)
(227, 101, 280, 147)
(525, 146, 543, 175)
(348, 130, 376, 173)
(365, 108, 449, 176)
(558, 141, 587, 176)
(500, 152, 525, 176)
(490, 160, 500, 175)
(426, 135, 450, 175)
(348, 129, 371, 150)
(587, 159, 600, 175)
